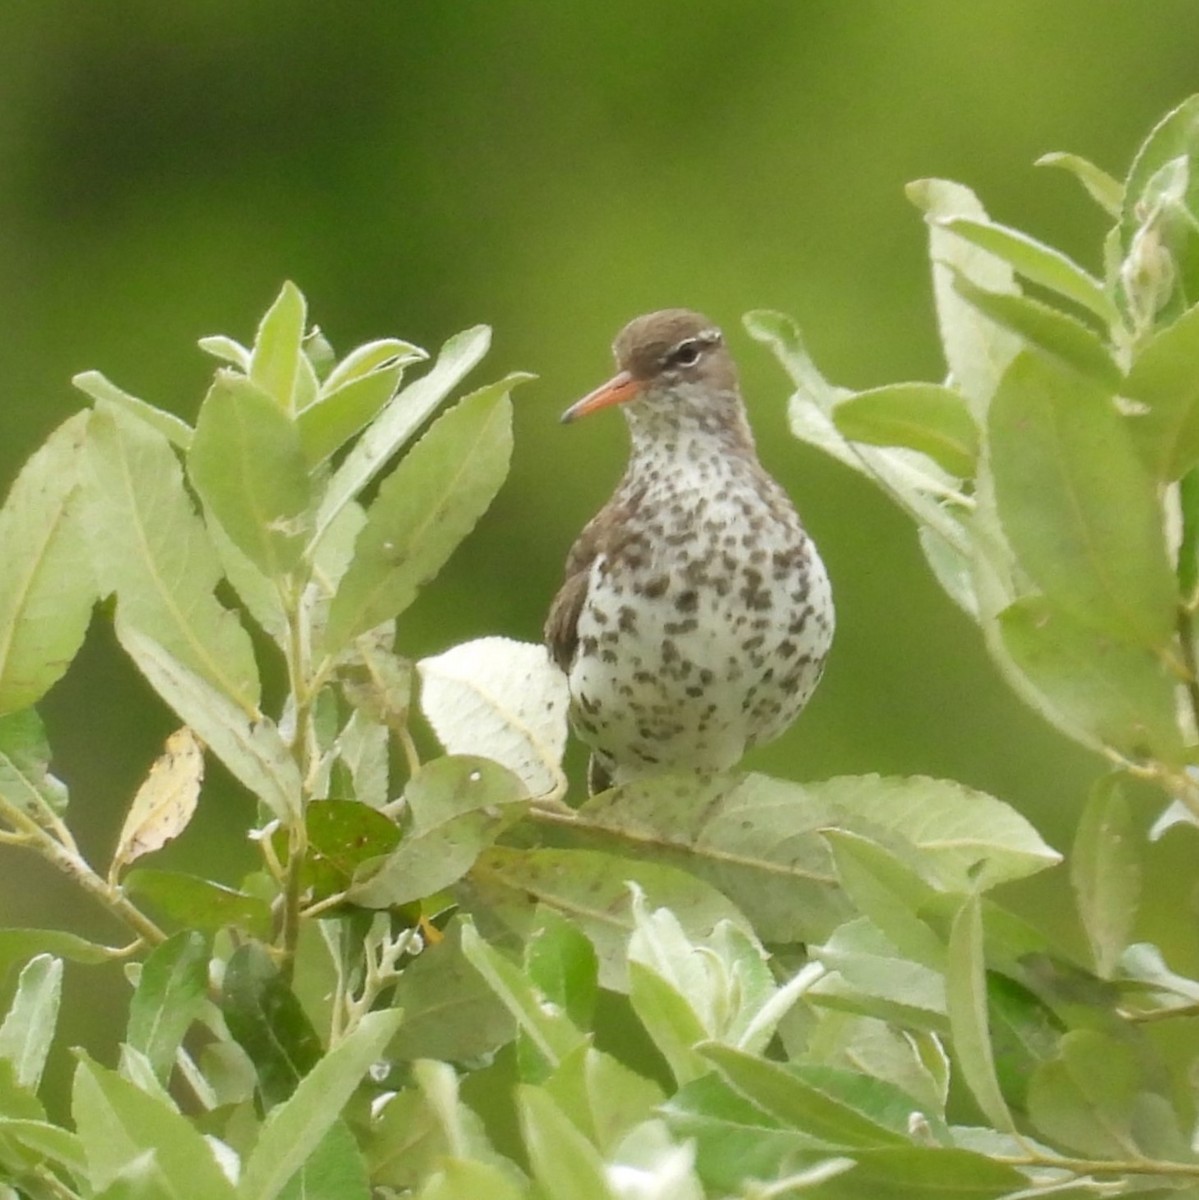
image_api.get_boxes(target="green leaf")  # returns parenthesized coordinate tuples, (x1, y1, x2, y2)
(1123, 96, 1199, 221)
(997, 596, 1182, 762)
(126, 932, 209, 1084)
(950, 274, 1121, 388)
(905, 179, 1021, 408)
(0, 1116, 87, 1181)
(93, 1158, 182, 1199)
(808, 919, 946, 1029)
(0, 929, 123, 969)
(276, 1122, 369, 1200)
(72, 370, 193, 449)
(823, 831, 945, 968)
(1036, 151, 1123, 218)
(1026, 1029, 1145, 1157)
(336, 633, 412, 728)
(388, 919, 515, 1061)
(565, 772, 1058, 935)
(0, 412, 96, 715)
(324, 338, 426, 393)
(84, 406, 260, 714)
(664, 1074, 835, 1193)
(322, 376, 520, 653)
(745, 309, 966, 548)
(298, 339, 428, 465)
(297, 359, 404, 466)
(205, 518, 288, 645)
(123, 869, 271, 938)
(936, 216, 1119, 327)
(804, 1014, 949, 1118)
(700, 1044, 907, 1147)
(459, 922, 586, 1073)
(1124, 299, 1199, 479)
(115, 625, 300, 821)
(463, 845, 753, 990)
(918, 524, 977, 618)
(249, 281, 307, 412)
(301, 327, 335, 382)
(347, 757, 526, 907)
(409, 1058, 513, 1178)
(1121, 95, 1199, 303)
(516, 1085, 611, 1200)
(525, 909, 599, 1034)
(311, 324, 491, 552)
(0, 956, 61, 1092)
(945, 896, 1013, 1132)
(983, 974, 1063, 1111)
(333, 709, 390, 809)
(564, 771, 844, 944)
(627, 961, 710, 1086)
(197, 335, 251, 372)
(220, 943, 322, 1107)
(238, 1012, 403, 1200)
(543, 1045, 664, 1157)
(1071, 781, 1140, 980)
(833, 383, 977, 477)
(72, 1053, 236, 1199)
(1180, 467, 1199, 602)
(988, 351, 1176, 648)
(188, 373, 312, 577)
(0, 708, 68, 824)
(418, 1159, 529, 1200)
(237, 1009, 402, 1200)
(304, 799, 401, 901)
(801, 1146, 1028, 1200)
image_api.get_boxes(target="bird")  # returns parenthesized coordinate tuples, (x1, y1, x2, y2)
(545, 309, 834, 792)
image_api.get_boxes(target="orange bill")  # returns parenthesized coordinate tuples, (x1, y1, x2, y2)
(560, 370, 643, 423)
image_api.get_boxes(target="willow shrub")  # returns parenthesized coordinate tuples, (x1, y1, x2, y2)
(0, 98, 1198, 1199)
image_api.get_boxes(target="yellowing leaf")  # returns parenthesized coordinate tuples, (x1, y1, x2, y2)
(110, 728, 204, 881)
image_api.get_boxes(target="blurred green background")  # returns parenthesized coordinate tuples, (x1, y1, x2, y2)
(3, 0, 1198, 1094)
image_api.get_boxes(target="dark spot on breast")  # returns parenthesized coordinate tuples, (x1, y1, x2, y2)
(675, 590, 698, 613)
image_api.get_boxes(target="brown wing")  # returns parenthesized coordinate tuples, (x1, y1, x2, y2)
(544, 487, 643, 673)
(544, 512, 607, 673)
(544, 566, 590, 673)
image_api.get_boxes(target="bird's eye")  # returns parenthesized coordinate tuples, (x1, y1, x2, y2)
(671, 339, 702, 367)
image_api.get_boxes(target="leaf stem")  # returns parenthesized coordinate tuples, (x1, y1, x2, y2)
(996, 1149, 1199, 1180)
(0, 795, 165, 945)
(277, 573, 316, 980)
(1175, 604, 1199, 744)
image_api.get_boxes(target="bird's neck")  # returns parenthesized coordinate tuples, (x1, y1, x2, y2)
(623, 389, 758, 469)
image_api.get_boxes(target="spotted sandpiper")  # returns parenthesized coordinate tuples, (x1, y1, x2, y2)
(545, 309, 834, 791)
